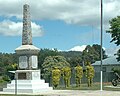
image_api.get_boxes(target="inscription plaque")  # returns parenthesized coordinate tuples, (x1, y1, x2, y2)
(30, 56, 38, 68)
(18, 73, 26, 79)
(19, 56, 28, 68)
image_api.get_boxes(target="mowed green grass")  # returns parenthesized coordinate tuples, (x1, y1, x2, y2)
(55, 82, 120, 91)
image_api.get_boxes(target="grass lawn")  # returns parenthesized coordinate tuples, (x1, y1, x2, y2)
(55, 82, 120, 91)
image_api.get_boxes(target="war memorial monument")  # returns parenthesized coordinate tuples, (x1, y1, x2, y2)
(3, 4, 52, 93)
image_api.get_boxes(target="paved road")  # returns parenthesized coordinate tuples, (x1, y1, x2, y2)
(1, 90, 120, 96)
(45, 90, 120, 96)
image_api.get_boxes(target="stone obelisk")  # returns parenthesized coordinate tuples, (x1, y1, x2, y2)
(3, 4, 52, 94)
(22, 4, 32, 45)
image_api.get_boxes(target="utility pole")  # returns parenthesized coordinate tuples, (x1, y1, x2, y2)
(100, 0, 103, 91)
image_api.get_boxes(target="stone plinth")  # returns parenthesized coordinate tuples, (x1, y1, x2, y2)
(15, 45, 40, 55)
(3, 80, 53, 93)
(15, 45, 40, 70)
(3, 70, 53, 93)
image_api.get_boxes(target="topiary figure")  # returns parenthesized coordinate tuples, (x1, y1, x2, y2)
(52, 67, 61, 88)
(75, 64, 83, 87)
(85, 62, 95, 87)
(62, 67, 71, 88)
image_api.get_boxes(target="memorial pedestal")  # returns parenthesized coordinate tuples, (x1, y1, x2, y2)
(2, 4, 53, 94)
(3, 70, 53, 93)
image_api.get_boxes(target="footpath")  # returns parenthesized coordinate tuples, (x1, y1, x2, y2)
(1, 90, 120, 96)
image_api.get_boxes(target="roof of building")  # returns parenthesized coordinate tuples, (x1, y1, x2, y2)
(92, 56, 120, 66)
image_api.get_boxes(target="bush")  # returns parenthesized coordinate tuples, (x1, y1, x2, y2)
(52, 67, 61, 88)
(2, 75, 11, 82)
(75, 65, 83, 87)
(112, 67, 120, 74)
(0, 79, 4, 83)
(62, 67, 71, 88)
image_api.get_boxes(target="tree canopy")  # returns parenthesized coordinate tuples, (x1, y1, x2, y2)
(106, 16, 120, 46)
(107, 16, 120, 61)
(82, 44, 107, 64)
(42, 55, 70, 77)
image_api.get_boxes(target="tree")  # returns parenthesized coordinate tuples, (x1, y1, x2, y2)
(106, 16, 120, 46)
(85, 62, 95, 87)
(38, 48, 61, 69)
(92, 44, 107, 59)
(42, 55, 70, 79)
(75, 64, 83, 87)
(0, 53, 18, 76)
(82, 44, 107, 64)
(107, 16, 120, 61)
(62, 67, 71, 88)
(116, 49, 120, 61)
(60, 51, 82, 67)
(52, 67, 61, 88)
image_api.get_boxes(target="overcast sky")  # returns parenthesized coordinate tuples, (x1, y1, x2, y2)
(0, 0, 120, 54)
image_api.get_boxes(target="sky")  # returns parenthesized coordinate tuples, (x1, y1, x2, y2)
(0, 0, 120, 55)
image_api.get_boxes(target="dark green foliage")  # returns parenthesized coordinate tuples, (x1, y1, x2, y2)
(92, 44, 107, 59)
(60, 51, 82, 67)
(42, 55, 70, 79)
(38, 48, 61, 69)
(82, 44, 107, 64)
(106, 16, 120, 45)
(2, 75, 11, 82)
(112, 67, 120, 74)
(107, 16, 120, 61)
(116, 49, 120, 61)
(0, 53, 18, 76)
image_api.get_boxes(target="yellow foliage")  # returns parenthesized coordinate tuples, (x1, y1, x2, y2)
(75, 65, 83, 87)
(52, 67, 61, 88)
(85, 64, 95, 87)
(75, 65, 83, 79)
(62, 67, 71, 88)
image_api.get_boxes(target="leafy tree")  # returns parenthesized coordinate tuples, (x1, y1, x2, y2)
(106, 16, 120, 45)
(112, 67, 120, 74)
(60, 51, 82, 67)
(52, 67, 61, 88)
(62, 67, 71, 88)
(106, 16, 120, 61)
(85, 62, 95, 87)
(0, 53, 18, 76)
(116, 49, 120, 61)
(75, 64, 83, 87)
(82, 44, 107, 64)
(42, 55, 70, 79)
(38, 48, 61, 69)
(92, 44, 107, 59)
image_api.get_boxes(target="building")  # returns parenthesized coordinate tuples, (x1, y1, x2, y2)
(92, 56, 120, 82)
(92, 56, 120, 72)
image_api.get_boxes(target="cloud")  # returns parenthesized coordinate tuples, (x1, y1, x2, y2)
(105, 46, 120, 56)
(0, 20, 43, 37)
(69, 45, 87, 51)
(0, 0, 120, 28)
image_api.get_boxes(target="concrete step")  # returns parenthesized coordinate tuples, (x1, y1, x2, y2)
(3, 87, 53, 93)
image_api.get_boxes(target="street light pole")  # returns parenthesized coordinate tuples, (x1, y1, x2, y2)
(100, 0, 103, 91)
